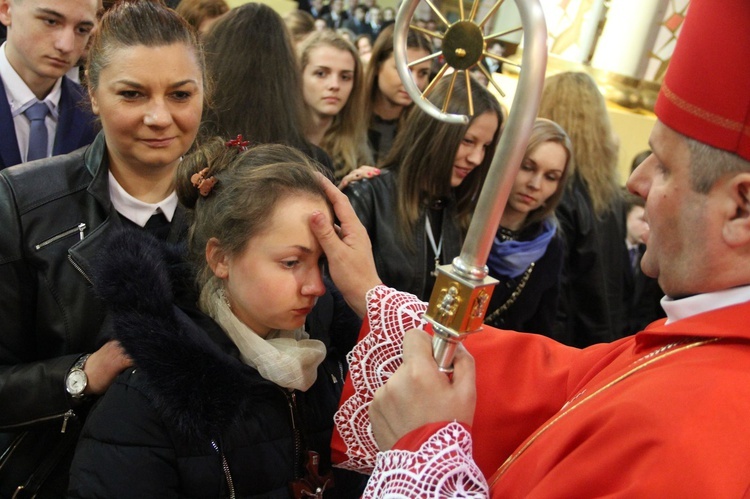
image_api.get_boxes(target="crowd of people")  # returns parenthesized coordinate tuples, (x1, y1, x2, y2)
(1, 0, 747, 496)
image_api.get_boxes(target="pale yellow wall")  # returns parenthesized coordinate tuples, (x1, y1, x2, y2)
(226, 0, 298, 16)
(607, 104, 655, 184)
(228, 0, 399, 16)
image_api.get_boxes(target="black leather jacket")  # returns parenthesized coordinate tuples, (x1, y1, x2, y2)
(344, 171, 463, 302)
(0, 133, 186, 498)
(553, 175, 625, 347)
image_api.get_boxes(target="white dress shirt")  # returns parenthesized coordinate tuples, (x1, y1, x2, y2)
(661, 285, 750, 325)
(0, 42, 62, 162)
(108, 171, 178, 227)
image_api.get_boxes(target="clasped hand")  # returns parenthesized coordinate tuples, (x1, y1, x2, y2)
(370, 329, 477, 450)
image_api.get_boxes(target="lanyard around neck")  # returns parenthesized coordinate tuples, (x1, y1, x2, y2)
(425, 216, 443, 261)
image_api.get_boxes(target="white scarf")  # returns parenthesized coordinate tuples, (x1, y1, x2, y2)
(200, 279, 327, 391)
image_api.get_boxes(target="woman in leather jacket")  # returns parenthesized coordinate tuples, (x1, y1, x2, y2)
(68, 141, 364, 498)
(0, 3, 206, 496)
(344, 76, 504, 301)
(485, 119, 573, 335)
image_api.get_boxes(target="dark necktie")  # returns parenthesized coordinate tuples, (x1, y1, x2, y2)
(25, 102, 50, 162)
(629, 246, 639, 273)
(144, 212, 171, 241)
(120, 212, 171, 241)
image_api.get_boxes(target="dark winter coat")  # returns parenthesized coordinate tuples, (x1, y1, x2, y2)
(68, 230, 364, 498)
(554, 175, 624, 347)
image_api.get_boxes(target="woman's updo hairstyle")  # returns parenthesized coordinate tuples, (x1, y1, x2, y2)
(177, 139, 331, 289)
(86, 0, 207, 96)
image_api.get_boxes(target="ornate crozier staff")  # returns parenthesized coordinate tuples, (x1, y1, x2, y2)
(393, 0, 548, 371)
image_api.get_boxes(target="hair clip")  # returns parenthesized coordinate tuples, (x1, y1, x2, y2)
(225, 134, 250, 151)
(191, 167, 218, 197)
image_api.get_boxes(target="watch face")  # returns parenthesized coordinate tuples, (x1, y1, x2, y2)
(66, 370, 87, 395)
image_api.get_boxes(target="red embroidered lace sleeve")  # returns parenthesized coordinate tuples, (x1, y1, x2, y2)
(333, 286, 489, 497)
(364, 422, 488, 498)
(333, 285, 428, 472)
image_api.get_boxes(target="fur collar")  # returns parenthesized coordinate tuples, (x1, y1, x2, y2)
(92, 229, 269, 443)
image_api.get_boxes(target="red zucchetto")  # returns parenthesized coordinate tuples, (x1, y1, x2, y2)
(654, 0, 750, 161)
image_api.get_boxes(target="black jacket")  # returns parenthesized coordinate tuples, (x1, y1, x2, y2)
(485, 222, 564, 335)
(553, 175, 628, 347)
(622, 244, 665, 336)
(0, 133, 187, 498)
(344, 171, 463, 302)
(68, 230, 364, 498)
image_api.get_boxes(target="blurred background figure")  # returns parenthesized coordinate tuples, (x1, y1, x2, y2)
(336, 26, 356, 43)
(355, 33, 373, 64)
(284, 9, 317, 46)
(382, 6, 395, 26)
(625, 192, 648, 248)
(364, 24, 432, 163)
(175, 0, 229, 37)
(322, 0, 348, 29)
(469, 66, 489, 87)
(299, 30, 372, 180)
(481, 39, 505, 74)
(367, 5, 383, 39)
(314, 17, 328, 31)
(344, 4, 372, 37)
(308, 0, 326, 18)
(539, 71, 629, 346)
(622, 189, 665, 334)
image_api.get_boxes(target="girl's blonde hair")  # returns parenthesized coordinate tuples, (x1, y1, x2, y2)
(538, 72, 620, 216)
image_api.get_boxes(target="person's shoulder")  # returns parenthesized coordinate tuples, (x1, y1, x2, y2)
(342, 170, 394, 204)
(350, 169, 394, 191)
(60, 74, 86, 99)
(0, 147, 91, 212)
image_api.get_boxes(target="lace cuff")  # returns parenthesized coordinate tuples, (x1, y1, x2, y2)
(363, 422, 489, 498)
(333, 285, 427, 472)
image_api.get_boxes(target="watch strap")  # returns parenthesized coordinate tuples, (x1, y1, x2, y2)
(71, 353, 91, 371)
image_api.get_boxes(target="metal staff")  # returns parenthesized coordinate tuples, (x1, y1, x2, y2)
(393, 0, 548, 371)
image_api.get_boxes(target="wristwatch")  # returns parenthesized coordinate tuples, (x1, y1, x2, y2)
(65, 354, 91, 399)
